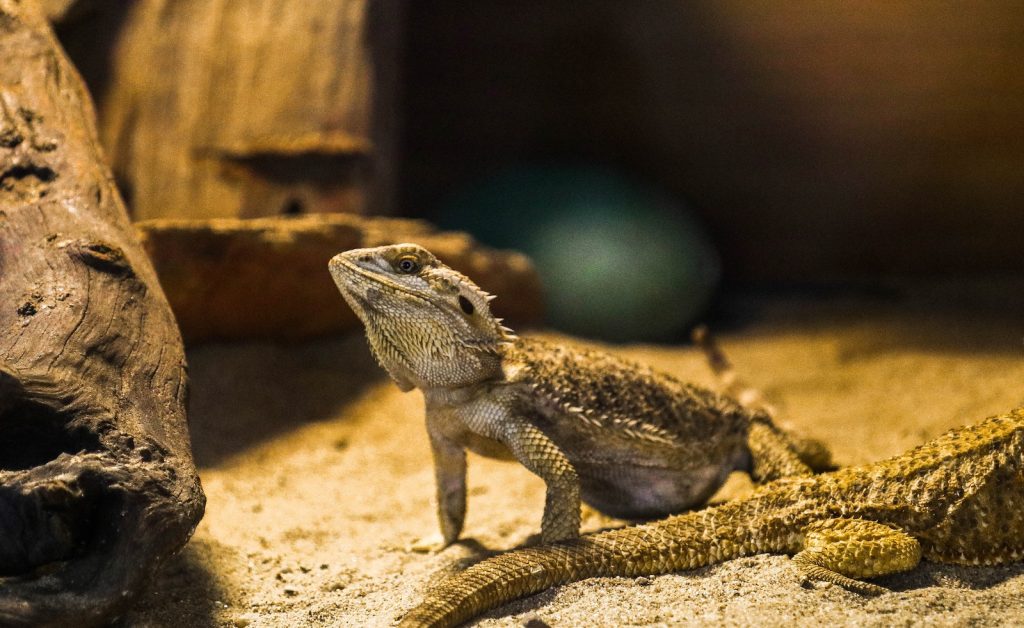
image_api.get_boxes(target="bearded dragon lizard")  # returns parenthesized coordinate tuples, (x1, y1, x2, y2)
(400, 406, 1024, 626)
(328, 243, 824, 547)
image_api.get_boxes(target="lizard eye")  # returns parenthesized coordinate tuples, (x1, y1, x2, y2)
(458, 294, 475, 315)
(396, 256, 419, 274)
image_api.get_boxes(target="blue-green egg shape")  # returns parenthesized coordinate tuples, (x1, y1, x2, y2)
(439, 164, 720, 342)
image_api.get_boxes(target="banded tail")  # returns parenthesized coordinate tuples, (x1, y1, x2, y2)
(692, 325, 777, 416)
(693, 325, 833, 473)
(399, 496, 798, 627)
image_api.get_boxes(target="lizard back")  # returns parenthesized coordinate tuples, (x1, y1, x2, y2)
(501, 337, 752, 449)
(834, 409, 1024, 564)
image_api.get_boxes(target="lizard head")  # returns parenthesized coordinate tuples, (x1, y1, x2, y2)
(329, 243, 515, 391)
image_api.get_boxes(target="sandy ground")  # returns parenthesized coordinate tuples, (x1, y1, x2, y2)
(123, 281, 1024, 627)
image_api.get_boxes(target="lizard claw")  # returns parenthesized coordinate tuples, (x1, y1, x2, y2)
(407, 533, 450, 554)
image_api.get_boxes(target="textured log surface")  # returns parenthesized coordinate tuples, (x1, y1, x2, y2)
(0, 2, 204, 625)
(137, 214, 544, 344)
(93, 0, 400, 220)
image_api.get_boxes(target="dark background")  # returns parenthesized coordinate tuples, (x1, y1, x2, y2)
(58, 1, 1024, 284)
(400, 1, 1024, 282)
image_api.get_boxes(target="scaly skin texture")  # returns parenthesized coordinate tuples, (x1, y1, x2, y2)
(401, 407, 1024, 627)
(328, 244, 823, 546)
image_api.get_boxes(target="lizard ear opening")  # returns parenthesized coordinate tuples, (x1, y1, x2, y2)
(458, 294, 475, 316)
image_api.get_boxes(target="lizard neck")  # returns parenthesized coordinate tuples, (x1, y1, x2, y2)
(360, 319, 506, 392)
(421, 378, 501, 408)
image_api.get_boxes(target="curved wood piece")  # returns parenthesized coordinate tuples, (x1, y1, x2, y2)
(137, 214, 545, 344)
(0, 2, 204, 625)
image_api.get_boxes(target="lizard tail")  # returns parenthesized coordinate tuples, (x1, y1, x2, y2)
(692, 325, 834, 473)
(399, 498, 790, 628)
(691, 325, 776, 415)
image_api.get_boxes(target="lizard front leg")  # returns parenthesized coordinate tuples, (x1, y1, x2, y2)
(427, 427, 468, 547)
(501, 420, 581, 543)
(451, 392, 583, 544)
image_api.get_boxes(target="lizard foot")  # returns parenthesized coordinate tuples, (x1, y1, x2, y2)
(407, 533, 450, 554)
(795, 560, 890, 595)
(791, 518, 920, 595)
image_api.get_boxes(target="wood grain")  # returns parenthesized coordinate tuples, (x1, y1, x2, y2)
(95, 0, 400, 220)
(0, 2, 203, 624)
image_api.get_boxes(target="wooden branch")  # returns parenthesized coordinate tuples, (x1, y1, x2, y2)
(0, 2, 203, 625)
(137, 215, 545, 344)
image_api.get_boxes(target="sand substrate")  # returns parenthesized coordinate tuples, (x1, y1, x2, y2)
(124, 282, 1024, 626)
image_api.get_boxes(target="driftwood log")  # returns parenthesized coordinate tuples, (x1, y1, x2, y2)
(137, 215, 544, 344)
(0, 2, 204, 626)
(89, 0, 402, 220)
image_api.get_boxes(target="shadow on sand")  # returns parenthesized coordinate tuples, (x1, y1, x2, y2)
(116, 541, 227, 628)
(185, 333, 382, 467)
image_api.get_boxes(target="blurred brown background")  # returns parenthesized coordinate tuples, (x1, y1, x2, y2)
(401, 1, 1024, 282)
(57, 1, 1024, 282)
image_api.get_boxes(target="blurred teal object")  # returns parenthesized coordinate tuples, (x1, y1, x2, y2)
(438, 164, 720, 342)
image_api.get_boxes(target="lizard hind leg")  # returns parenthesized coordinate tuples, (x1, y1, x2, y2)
(693, 325, 834, 474)
(792, 518, 922, 595)
(747, 417, 814, 482)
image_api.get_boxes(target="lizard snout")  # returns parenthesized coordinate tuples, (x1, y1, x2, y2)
(328, 249, 370, 276)
(328, 253, 348, 273)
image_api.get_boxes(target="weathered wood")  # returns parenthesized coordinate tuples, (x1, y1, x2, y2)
(0, 2, 203, 625)
(95, 0, 400, 220)
(137, 215, 544, 344)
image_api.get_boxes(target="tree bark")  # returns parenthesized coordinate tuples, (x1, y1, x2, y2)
(94, 0, 400, 220)
(0, 2, 204, 625)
